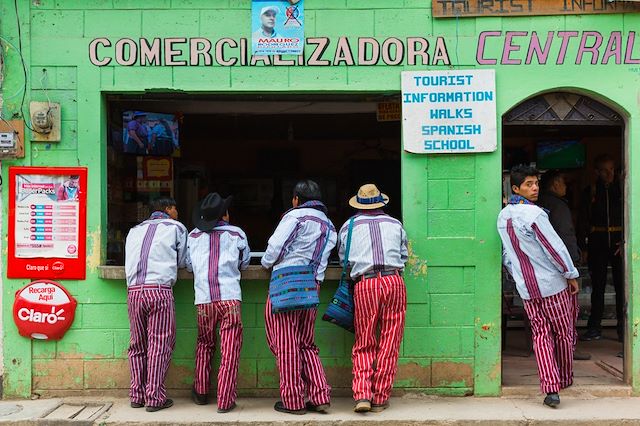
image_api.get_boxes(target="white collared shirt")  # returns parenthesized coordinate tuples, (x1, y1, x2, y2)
(125, 217, 188, 288)
(338, 211, 408, 279)
(186, 223, 250, 304)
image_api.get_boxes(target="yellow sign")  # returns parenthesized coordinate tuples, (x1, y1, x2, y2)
(377, 102, 401, 122)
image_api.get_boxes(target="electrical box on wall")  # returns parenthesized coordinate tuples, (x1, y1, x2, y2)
(29, 101, 61, 142)
(0, 119, 25, 158)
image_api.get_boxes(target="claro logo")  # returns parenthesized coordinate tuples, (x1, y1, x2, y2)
(17, 306, 66, 324)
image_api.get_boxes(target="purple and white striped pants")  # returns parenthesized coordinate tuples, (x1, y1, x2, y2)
(127, 286, 176, 407)
(523, 288, 577, 394)
(194, 300, 243, 411)
(264, 297, 331, 410)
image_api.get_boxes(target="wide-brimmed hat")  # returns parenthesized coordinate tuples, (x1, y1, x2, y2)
(192, 193, 233, 232)
(349, 184, 389, 210)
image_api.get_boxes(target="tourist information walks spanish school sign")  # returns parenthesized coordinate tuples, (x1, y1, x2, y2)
(402, 69, 497, 154)
(432, 0, 640, 18)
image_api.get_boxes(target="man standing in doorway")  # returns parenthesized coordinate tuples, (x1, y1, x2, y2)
(579, 155, 624, 342)
(339, 184, 408, 413)
(261, 180, 336, 415)
(498, 165, 580, 408)
(125, 197, 187, 412)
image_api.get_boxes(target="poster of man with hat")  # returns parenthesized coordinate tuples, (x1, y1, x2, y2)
(251, 0, 304, 55)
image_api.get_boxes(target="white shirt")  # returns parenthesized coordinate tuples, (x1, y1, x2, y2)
(125, 215, 188, 288)
(338, 210, 408, 279)
(498, 202, 579, 300)
(186, 222, 250, 304)
(261, 203, 337, 282)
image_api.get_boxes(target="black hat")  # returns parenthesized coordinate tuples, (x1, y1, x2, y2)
(192, 193, 233, 232)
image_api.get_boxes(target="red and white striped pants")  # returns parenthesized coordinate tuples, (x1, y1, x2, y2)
(352, 274, 406, 404)
(264, 297, 331, 410)
(127, 286, 176, 407)
(194, 300, 243, 411)
(523, 288, 577, 394)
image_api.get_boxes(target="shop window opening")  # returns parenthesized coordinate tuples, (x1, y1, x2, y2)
(105, 94, 402, 267)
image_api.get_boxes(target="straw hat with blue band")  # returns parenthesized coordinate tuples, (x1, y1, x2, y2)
(349, 183, 389, 210)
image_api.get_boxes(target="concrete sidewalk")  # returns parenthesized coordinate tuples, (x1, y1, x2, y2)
(3, 395, 640, 425)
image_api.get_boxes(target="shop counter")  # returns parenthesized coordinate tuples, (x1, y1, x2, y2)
(98, 265, 344, 281)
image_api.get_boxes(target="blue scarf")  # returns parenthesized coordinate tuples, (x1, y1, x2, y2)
(508, 195, 536, 206)
(149, 211, 171, 220)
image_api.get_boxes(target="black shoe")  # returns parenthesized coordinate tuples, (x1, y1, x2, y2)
(217, 402, 236, 413)
(274, 401, 306, 415)
(543, 393, 560, 408)
(130, 401, 144, 408)
(573, 351, 592, 360)
(580, 329, 602, 341)
(191, 387, 208, 405)
(146, 399, 173, 412)
(371, 401, 389, 412)
(305, 401, 330, 413)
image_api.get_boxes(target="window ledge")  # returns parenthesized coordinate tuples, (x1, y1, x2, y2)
(97, 265, 344, 281)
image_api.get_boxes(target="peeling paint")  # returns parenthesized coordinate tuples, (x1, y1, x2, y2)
(405, 240, 428, 277)
(86, 229, 101, 272)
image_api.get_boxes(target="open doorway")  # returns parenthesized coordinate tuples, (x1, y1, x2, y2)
(500, 92, 627, 389)
(104, 94, 401, 266)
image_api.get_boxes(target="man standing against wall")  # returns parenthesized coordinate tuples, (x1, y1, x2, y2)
(261, 180, 336, 415)
(578, 155, 624, 342)
(125, 197, 187, 412)
(339, 184, 408, 413)
(498, 165, 580, 408)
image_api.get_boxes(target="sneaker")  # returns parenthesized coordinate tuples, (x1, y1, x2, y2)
(217, 402, 236, 413)
(580, 329, 602, 341)
(273, 401, 306, 415)
(543, 393, 560, 408)
(130, 401, 144, 408)
(145, 399, 173, 412)
(305, 401, 330, 413)
(191, 387, 208, 405)
(371, 401, 389, 412)
(354, 399, 371, 413)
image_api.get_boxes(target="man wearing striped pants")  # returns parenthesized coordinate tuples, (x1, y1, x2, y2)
(186, 192, 250, 413)
(262, 180, 337, 415)
(125, 198, 187, 412)
(498, 165, 580, 408)
(338, 184, 408, 413)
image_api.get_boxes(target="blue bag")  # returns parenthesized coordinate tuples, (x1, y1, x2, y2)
(269, 223, 331, 314)
(322, 217, 355, 333)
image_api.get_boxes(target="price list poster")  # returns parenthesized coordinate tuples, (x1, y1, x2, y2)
(8, 167, 88, 279)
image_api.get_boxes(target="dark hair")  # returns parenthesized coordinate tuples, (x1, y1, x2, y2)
(540, 169, 563, 191)
(151, 197, 177, 213)
(69, 175, 80, 179)
(510, 164, 539, 188)
(594, 154, 615, 170)
(293, 180, 322, 205)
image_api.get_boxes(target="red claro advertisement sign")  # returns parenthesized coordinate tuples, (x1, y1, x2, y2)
(13, 280, 77, 340)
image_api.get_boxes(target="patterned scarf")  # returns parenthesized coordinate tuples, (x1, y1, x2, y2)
(149, 211, 171, 220)
(508, 195, 536, 206)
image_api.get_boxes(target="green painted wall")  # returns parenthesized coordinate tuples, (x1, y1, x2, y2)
(1, 0, 639, 398)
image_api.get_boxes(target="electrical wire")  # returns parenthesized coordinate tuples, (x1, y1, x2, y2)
(12, 0, 49, 135)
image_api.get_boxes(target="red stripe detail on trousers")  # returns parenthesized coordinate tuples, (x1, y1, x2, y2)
(264, 295, 331, 410)
(127, 288, 176, 407)
(352, 274, 406, 404)
(194, 300, 243, 410)
(523, 288, 577, 394)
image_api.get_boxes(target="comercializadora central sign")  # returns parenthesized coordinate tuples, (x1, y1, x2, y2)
(88, 31, 640, 67)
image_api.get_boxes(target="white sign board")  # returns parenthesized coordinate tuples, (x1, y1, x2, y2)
(402, 69, 497, 154)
